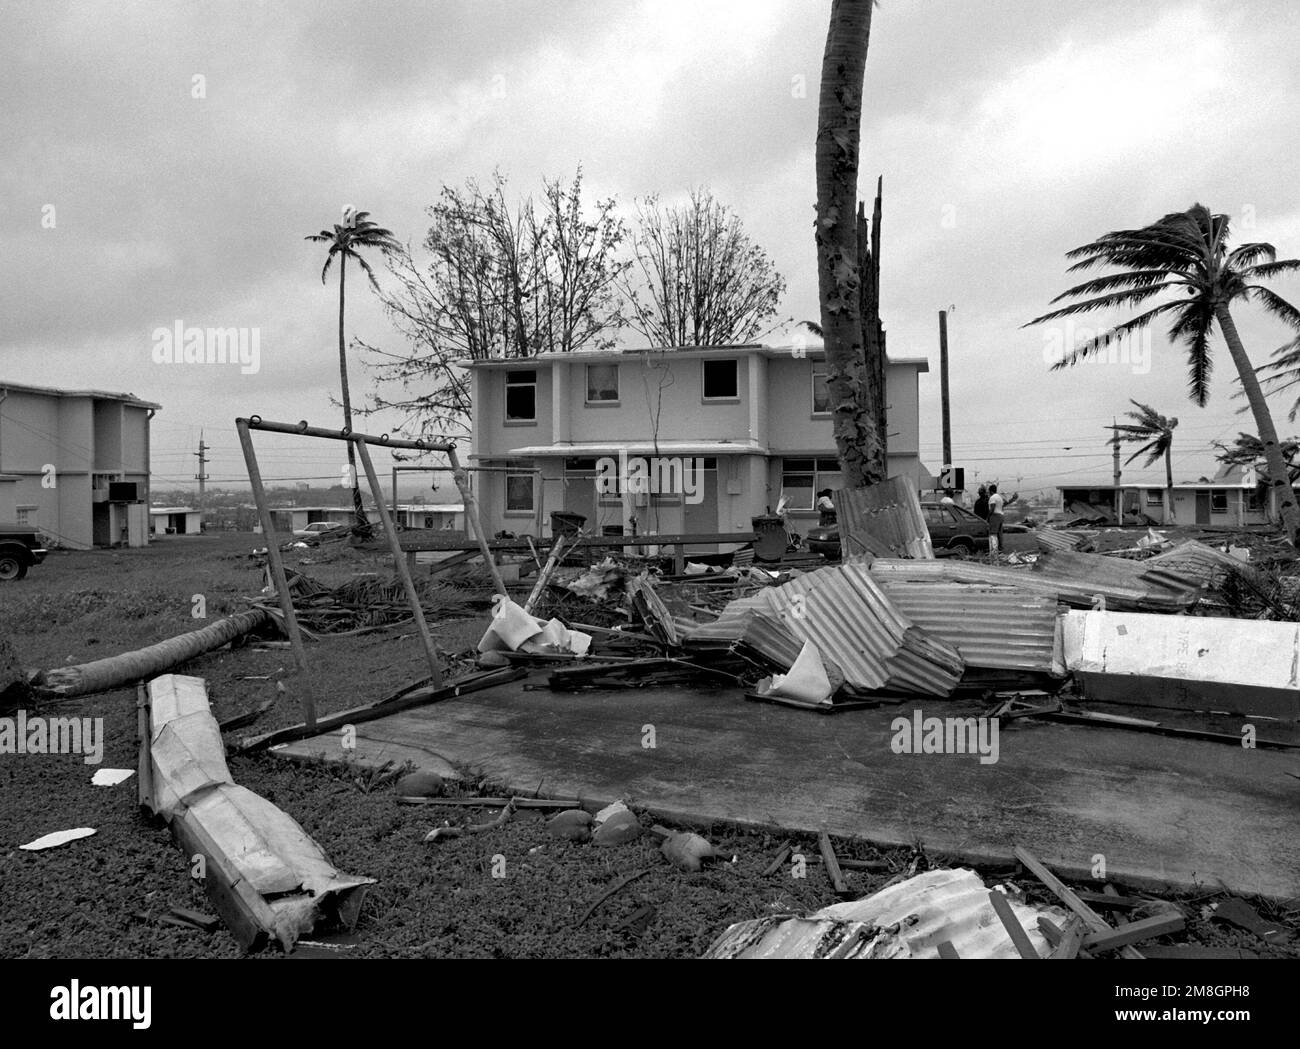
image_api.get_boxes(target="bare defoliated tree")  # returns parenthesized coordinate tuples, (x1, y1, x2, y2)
(619, 188, 786, 347)
(814, 0, 882, 489)
(358, 169, 630, 443)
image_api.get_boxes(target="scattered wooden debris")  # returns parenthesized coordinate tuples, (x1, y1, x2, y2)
(1081, 913, 1184, 953)
(1013, 845, 1144, 960)
(988, 889, 1040, 958)
(818, 831, 850, 896)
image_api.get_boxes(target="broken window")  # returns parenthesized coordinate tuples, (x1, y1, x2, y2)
(505, 370, 537, 422)
(586, 364, 619, 403)
(702, 359, 738, 400)
(1146, 489, 1164, 506)
(1210, 489, 1228, 513)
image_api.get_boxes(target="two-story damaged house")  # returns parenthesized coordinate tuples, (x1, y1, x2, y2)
(466, 345, 932, 545)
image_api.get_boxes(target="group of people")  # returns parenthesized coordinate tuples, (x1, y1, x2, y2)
(972, 482, 1016, 547)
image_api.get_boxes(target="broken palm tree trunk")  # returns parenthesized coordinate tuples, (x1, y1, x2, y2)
(39, 609, 271, 699)
(138, 674, 373, 953)
(835, 476, 933, 559)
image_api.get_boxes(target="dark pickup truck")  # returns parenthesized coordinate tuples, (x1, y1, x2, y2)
(0, 523, 47, 581)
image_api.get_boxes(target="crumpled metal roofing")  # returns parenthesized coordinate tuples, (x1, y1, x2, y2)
(679, 558, 963, 696)
(704, 868, 1067, 959)
(1143, 539, 1259, 589)
(1031, 550, 1201, 611)
(869, 553, 1198, 613)
(1033, 528, 1085, 552)
(836, 477, 934, 559)
(875, 580, 1065, 675)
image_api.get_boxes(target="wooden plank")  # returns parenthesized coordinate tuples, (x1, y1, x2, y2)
(398, 531, 757, 553)
(136, 683, 155, 813)
(233, 667, 526, 753)
(523, 535, 568, 615)
(1081, 913, 1184, 952)
(1051, 916, 1087, 959)
(987, 889, 1040, 959)
(761, 842, 792, 877)
(1014, 845, 1144, 960)
(1038, 916, 1094, 960)
(1103, 882, 1130, 927)
(818, 830, 849, 894)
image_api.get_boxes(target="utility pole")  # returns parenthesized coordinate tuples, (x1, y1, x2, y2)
(194, 432, 209, 510)
(938, 308, 952, 488)
(1106, 419, 1121, 523)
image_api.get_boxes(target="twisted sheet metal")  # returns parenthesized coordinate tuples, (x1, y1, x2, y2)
(869, 554, 1198, 613)
(836, 477, 934, 559)
(679, 558, 963, 696)
(875, 580, 1064, 675)
(1031, 549, 1201, 611)
(705, 868, 1065, 959)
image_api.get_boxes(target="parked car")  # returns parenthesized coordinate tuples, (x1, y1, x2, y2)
(292, 521, 350, 540)
(0, 523, 48, 581)
(804, 501, 992, 559)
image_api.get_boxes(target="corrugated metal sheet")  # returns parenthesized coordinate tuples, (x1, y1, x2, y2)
(876, 580, 1064, 675)
(1032, 550, 1201, 611)
(704, 868, 1066, 959)
(737, 611, 848, 693)
(836, 477, 934, 559)
(869, 555, 1197, 613)
(1144, 539, 1258, 589)
(679, 559, 963, 696)
(1034, 528, 1084, 552)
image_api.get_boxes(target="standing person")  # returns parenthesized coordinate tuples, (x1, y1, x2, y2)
(987, 484, 1005, 550)
(973, 484, 990, 520)
(987, 485, 1019, 550)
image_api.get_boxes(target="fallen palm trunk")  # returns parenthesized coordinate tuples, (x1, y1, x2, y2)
(138, 674, 373, 953)
(39, 609, 270, 697)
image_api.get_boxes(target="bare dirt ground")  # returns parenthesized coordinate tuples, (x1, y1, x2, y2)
(1, 533, 1295, 959)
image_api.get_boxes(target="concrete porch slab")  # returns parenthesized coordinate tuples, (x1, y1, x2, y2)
(274, 679, 1300, 901)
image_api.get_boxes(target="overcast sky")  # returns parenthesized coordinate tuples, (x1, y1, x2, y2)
(4, 0, 1299, 495)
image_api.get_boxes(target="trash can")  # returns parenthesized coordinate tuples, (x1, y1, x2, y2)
(550, 510, 587, 538)
(751, 512, 787, 562)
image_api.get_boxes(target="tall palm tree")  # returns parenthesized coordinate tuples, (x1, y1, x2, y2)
(814, 0, 881, 489)
(306, 209, 400, 532)
(1111, 400, 1178, 522)
(1025, 204, 1300, 543)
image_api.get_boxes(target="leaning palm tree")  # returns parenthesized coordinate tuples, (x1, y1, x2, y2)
(306, 208, 401, 533)
(1111, 400, 1178, 523)
(1214, 432, 1300, 484)
(1025, 204, 1300, 543)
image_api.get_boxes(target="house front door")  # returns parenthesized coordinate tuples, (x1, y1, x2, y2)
(1195, 490, 1211, 524)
